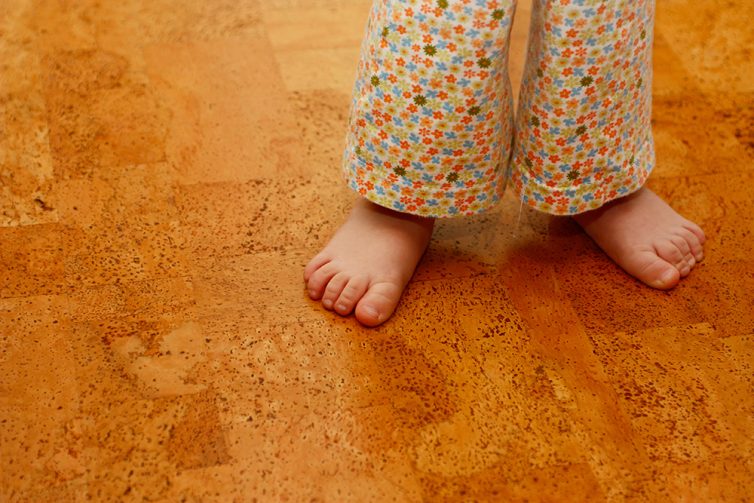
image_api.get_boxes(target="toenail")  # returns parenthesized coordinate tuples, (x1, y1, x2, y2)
(308, 289, 317, 298)
(661, 270, 677, 283)
(363, 305, 379, 319)
(323, 299, 333, 309)
(336, 303, 348, 312)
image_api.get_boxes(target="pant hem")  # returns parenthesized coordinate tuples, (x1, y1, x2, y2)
(509, 156, 655, 216)
(342, 153, 507, 219)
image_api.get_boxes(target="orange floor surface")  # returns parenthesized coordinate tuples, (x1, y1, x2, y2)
(1, 0, 753, 501)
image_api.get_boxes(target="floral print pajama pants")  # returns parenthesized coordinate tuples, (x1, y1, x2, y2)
(341, 0, 655, 217)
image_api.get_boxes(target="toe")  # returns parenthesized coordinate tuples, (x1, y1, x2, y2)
(676, 227, 704, 262)
(306, 263, 338, 300)
(355, 281, 403, 327)
(678, 259, 692, 278)
(655, 240, 688, 272)
(631, 250, 681, 289)
(670, 235, 691, 258)
(321, 272, 350, 310)
(683, 220, 706, 245)
(304, 254, 330, 282)
(684, 253, 696, 269)
(334, 277, 369, 315)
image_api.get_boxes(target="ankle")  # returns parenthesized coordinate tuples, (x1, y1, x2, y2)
(355, 197, 436, 232)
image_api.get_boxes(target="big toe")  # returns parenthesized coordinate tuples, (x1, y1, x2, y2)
(354, 282, 403, 327)
(630, 251, 681, 290)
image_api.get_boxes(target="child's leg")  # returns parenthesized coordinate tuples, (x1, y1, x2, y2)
(511, 0, 704, 288)
(306, 0, 518, 325)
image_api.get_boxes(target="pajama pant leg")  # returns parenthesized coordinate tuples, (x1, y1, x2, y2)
(510, 0, 656, 215)
(342, 0, 655, 218)
(342, 0, 517, 218)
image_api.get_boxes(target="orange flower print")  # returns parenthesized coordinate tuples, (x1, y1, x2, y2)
(343, 0, 655, 217)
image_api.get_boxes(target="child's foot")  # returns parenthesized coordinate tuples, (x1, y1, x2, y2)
(573, 187, 705, 289)
(304, 197, 435, 326)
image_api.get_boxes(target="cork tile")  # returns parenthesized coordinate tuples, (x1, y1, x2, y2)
(70, 392, 229, 502)
(50, 162, 193, 288)
(64, 275, 205, 399)
(651, 31, 699, 97)
(497, 252, 675, 500)
(154, 452, 421, 502)
(187, 276, 617, 500)
(273, 47, 363, 94)
(67, 275, 197, 324)
(418, 192, 544, 282)
(286, 88, 352, 176)
(588, 324, 754, 499)
(0, 5, 59, 227)
(22, 0, 97, 53)
(189, 251, 321, 327)
(652, 92, 752, 179)
(47, 277, 231, 500)
(0, 296, 82, 499)
(657, 0, 754, 94)
(89, 0, 264, 53)
(52, 162, 180, 227)
(707, 91, 754, 160)
(261, 0, 370, 92)
(41, 49, 170, 180)
(175, 176, 351, 258)
(416, 293, 606, 498)
(1, 0, 753, 499)
(143, 36, 307, 184)
(261, 0, 371, 53)
(0, 72, 58, 227)
(0, 224, 68, 298)
(34, 283, 232, 502)
(63, 218, 191, 289)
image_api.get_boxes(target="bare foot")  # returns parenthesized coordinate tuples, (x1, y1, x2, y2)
(304, 197, 434, 326)
(573, 187, 706, 289)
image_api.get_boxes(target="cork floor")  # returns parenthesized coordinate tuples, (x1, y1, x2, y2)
(2, 0, 753, 501)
